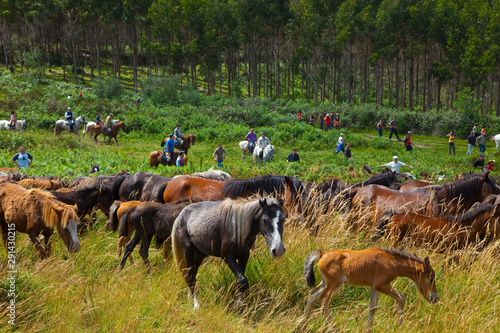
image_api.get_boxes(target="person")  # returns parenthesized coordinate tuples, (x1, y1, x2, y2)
(473, 154, 485, 170)
(377, 156, 414, 175)
(446, 131, 456, 155)
(287, 148, 300, 162)
(174, 124, 184, 145)
(473, 124, 480, 138)
(213, 143, 226, 168)
(297, 110, 303, 122)
(78, 92, 83, 98)
(256, 132, 271, 159)
(404, 131, 413, 151)
(335, 133, 345, 154)
(318, 113, 325, 131)
(136, 96, 142, 104)
(466, 131, 476, 155)
(65, 107, 74, 132)
(389, 116, 401, 141)
(333, 113, 340, 129)
(12, 146, 33, 169)
(176, 151, 186, 167)
(308, 114, 315, 127)
(245, 128, 257, 151)
(477, 132, 486, 153)
(8, 111, 16, 130)
(376, 119, 384, 137)
(164, 134, 175, 160)
(104, 113, 113, 132)
(481, 125, 486, 137)
(487, 159, 495, 171)
(324, 114, 331, 131)
(344, 143, 352, 159)
(96, 112, 104, 126)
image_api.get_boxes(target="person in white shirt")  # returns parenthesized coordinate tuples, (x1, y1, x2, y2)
(256, 132, 270, 159)
(376, 155, 414, 175)
(335, 133, 345, 154)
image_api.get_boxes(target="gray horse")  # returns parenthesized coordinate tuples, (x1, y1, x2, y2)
(171, 197, 286, 309)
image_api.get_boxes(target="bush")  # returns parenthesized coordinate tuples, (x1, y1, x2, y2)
(94, 78, 123, 99)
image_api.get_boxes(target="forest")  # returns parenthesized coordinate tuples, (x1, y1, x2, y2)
(0, 0, 499, 115)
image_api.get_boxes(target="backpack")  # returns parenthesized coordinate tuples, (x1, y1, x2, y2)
(404, 136, 408, 144)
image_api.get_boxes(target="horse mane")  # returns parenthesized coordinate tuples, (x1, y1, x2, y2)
(350, 172, 397, 188)
(219, 197, 281, 246)
(317, 177, 345, 194)
(449, 202, 494, 222)
(221, 175, 301, 199)
(22, 188, 78, 228)
(381, 247, 423, 263)
(441, 176, 486, 201)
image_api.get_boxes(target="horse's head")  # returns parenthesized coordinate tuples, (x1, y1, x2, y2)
(81, 115, 87, 124)
(264, 145, 275, 161)
(258, 198, 286, 258)
(89, 163, 100, 173)
(417, 257, 439, 304)
(54, 205, 81, 253)
(21, 120, 27, 130)
(482, 171, 500, 196)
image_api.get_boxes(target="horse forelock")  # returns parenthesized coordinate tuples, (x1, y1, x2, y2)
(381, 247, 423, 263)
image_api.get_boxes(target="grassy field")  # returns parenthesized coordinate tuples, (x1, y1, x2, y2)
(1, 124, 500, 332)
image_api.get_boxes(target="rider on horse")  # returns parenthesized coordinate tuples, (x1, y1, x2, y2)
(8, 111, 16, 130)
(96, 112, 104, 126)
(256, 132, 271, 159)
(104, 113, 113, 133)
(246, 128, 257, 152)
(174, 124, 184, 146)
(164, 134, 175, 162)
(65, 107, 74, 132)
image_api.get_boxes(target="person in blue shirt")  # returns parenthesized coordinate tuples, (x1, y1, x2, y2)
(12, 146, 33, 169)
(96, 112, 104, 126)
(287, 148, 300, 162)
(164, 134, 176, 160)
(65, 107, 74, 132)
(176, 151, 186, 167)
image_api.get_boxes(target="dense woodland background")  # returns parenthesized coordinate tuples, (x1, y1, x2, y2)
(0, 0, 499, 115)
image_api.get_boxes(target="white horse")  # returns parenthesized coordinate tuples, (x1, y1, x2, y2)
(82, 119, 119, 141)
(173, 168, 232, 181)
(491, 134, 500, 150)
(239, 141, 256, 162)
(253, 145, 275, 165)
(0, 119, 27, 133)
(54, 115, 87, 136)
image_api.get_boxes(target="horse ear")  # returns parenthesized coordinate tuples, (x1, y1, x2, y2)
(424, 256, 431, 270)
(482, 170, 490, 182)
(259, 198, 267, 207)
(284, 176, 294, 186)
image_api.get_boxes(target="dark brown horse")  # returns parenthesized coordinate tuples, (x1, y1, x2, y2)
(90, 121, 126, 145)
(109, 200, 143, 262)
(112, 172, 172, 203)
(118, 199, 198, 269)
(162, 174, 303, 214)
(0, 183, 81, 259)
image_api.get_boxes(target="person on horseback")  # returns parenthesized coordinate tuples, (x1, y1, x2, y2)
(246, 128, 257, 152)
(164, 134, 175, 162)
(256, 132, 271, 159)
(96, 112, 104, 126)
(65, 107, 74, 132)
(174, 124, 184, 146)
(104, 113, 113, 133)
(8, 111, 16, 130)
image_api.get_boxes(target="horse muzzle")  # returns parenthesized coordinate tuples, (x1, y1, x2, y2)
(270, 244, 285, 258)
(428, 293, 439, 304)
(67, 241, 81, 253)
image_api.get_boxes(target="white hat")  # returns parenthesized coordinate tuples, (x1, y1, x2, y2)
(393, 155, 398, 159)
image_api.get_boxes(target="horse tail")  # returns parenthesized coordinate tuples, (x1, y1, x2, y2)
(109, 200, 121, 232)
(172, 217, 187, 282)
(371, 210, 397, 241)
(303, 250, 323, 288)
(154, 182, 169, 203)
(118, 206, 136, 238)
(112, 174, 128, 201)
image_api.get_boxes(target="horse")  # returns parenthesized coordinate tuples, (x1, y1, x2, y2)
(118, 199, 199, 269)
(54, 115, 87, 136)
(0, 119, 27, 133)
(351, 172, 500, 226)
(163, 174, 303, 215)
(172, 197, 286, 309)
(162, 134, 196, 155)
(112, 172, 172, 203)
(82, 119, 119, 140)
(301, 248, 438, 332)
(109, 200, 143, 263)
(190, 168, 231, 180)
(301, 178, 346, 222)
(0, 183, 81, 259)
(18, 178, 66, 191)
(239, 141, 254, 162)
(491, 134, 500, 150)
(89, 122, 126, 145)
(88, 164, 100, 173)
(149, 151, 181, 167)
(253, 145, 275, 165)
(396, 179, 433, 191)
(373, 203, 500, 252)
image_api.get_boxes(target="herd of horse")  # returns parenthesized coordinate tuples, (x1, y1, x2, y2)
(2, 168, 500, 330)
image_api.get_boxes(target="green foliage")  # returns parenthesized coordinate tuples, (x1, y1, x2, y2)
(140, 76, 181, 105)
(94, 78, 123, 99)
(453, 86, 482, 117)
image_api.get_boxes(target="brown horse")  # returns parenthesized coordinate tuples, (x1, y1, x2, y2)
(0, 183, 81, 259)
(162, 174, 303, 215)
(90, 121, 126, 145)
(19, 178, 66, 190)
(351, 172, 500, 224)
(109, 200, 143, 263)
(374, 203, 500, 252)
(149, 151, 181, 167)
(397, 179, 433, 191)
(301, 248, 439, 332)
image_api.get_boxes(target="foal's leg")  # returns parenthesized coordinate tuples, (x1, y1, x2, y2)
(366, 287, 380, 332)
(27, 230, 48, 259)
(162, 237, 172, 266)
(139, 230, 155, 269)
(376, 284, 405, 326)
(119, 232, 141, 269)
(318, 274, 344, 324)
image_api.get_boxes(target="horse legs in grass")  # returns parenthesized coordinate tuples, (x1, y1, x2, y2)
(366, 287, 380, 332)
(119, 232, 141, 269)
(375, 284, 405, 328)
(162, 237, 172, 266)
(224, 254, 250, 304)
(28, 230, 51, 259)
(185, 252, 204, 310)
